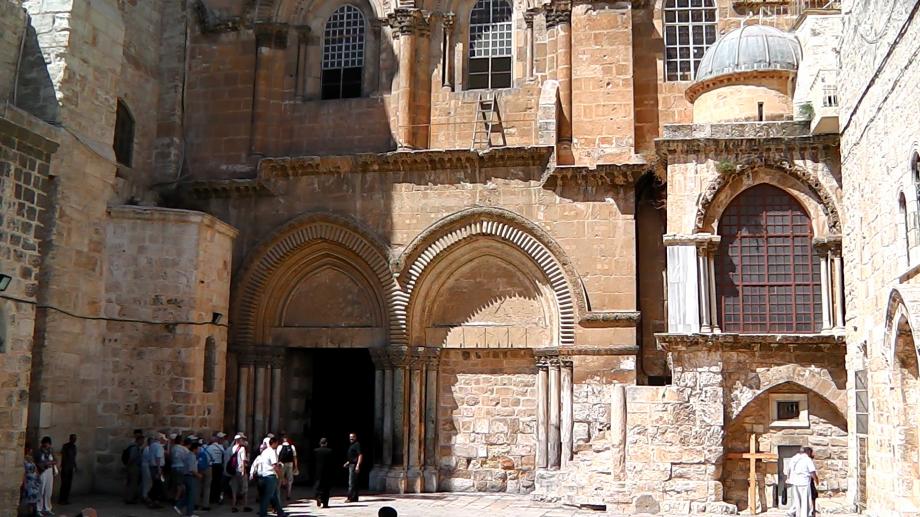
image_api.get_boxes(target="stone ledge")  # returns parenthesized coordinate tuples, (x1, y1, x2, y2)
(655, 332, 846, 352)
(579, 311, 641, 327)
(107, 205, 239, 239)
(533, 344, 638, 357)
(660, 120, 812, 140)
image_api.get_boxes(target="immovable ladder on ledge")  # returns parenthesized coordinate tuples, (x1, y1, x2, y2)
(471, 92, 507, 150)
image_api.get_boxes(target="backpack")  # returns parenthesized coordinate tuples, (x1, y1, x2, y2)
(279, 444, 294, 463)
(121, 444, 135, 466)
(225, 449, 239, 476)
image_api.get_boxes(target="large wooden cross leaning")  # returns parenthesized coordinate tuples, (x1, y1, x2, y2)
(726, 434, 778, 515)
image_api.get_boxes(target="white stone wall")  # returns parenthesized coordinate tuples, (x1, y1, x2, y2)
(839, 0, 920, 513)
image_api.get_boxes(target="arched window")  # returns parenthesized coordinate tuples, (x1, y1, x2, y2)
(203, 336, 216, 393)
(322, 4, 366, 100)
(468, 0, 512, 90)
(716, 185, 822, 333)
(113, 100, 134, 167)
(663, 0, 717, 82)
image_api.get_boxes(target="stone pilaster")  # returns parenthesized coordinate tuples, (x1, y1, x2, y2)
(545, 0, 572, 161)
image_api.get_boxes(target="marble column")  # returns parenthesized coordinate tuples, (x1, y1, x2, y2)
(707, 243, 721, 333)
(406, 351, 424, 493)
(237, 362, 251, 435)
(524, 10, 536, 80)
(270, 364, 282, 432)
(833, 251, 845, 330)
(387, 347, 408, 492)
(697, 245, 712, 333)
(369, 349, 389, 492)
(254, 365, 267, 437)
(441, 14, 454, 90)
(546, 1, 572, 155)
(423, 348, 440, 492)
(560, 360, 573, 467)
(536, 358, 549, 469)
(382, 366, 394, 467)
(610, 383, 627, 480)
(819, 248, 832, 332)
(548, 358, 561, 469)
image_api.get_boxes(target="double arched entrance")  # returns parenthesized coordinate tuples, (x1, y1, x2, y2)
(227, 210, 579, 493)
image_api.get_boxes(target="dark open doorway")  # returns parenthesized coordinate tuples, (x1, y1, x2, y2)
(294, 348, 375, 490)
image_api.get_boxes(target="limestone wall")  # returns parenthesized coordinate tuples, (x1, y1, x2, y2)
(94, 206, 236, 493)
(839, 1, 920, 513)
(0, 107, 57, 516)
(0, 0, 26, 104)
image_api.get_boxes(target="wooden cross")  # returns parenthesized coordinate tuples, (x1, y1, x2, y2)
(726, 434, 777, 515)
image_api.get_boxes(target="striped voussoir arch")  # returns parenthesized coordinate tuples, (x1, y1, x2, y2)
(398, 219, 576, 346)
(232, 217, 407, 347)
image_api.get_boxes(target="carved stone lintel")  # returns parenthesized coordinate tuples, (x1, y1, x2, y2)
(545, 0, 572, 28)
(254, 22, 289, 49)
(388, 8, 431, 37)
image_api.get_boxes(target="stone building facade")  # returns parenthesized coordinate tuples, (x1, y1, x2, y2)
(1, 0, 916, 515)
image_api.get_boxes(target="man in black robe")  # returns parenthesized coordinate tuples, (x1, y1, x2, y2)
(313, 438, 334, 508)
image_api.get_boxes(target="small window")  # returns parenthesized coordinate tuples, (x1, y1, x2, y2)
(113, 100, 135, 167)
(855, 369, 868, 435)
(663, 0, 717, 82)
(203, 336, 216, 393)
(322, 5, 366, 100)
(776, 401, 800, 420)
(468, 0, 513, 90)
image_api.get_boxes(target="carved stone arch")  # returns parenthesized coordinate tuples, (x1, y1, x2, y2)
(396, 207, 584, 346)
(729, 364, 847, 421)
(883, 287, 920, 370)
(231, 212, 405, 347)
(695, 158, 841, 236)
(274, 0, 387, 24)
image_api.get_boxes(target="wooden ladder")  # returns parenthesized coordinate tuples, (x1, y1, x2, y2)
(471, 92, 507, 150)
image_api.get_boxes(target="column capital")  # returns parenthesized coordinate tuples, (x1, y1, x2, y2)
(441, 11, 455, 31)
(370, 347, 392, 368)
(422, 347, 441, 368)
(524, 8, 539, 27)
(813, 235, 842, 256)
(388, 8, 431, 37)
(545, 0, 571, 28)
(254, 21, 289, 49)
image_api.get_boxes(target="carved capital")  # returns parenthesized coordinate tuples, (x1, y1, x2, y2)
(387, 345, 411, 368)
(524, 8, 538, 27)
(545, 0, 571, 29)
(388, 8, 431, 37)
(442, 12, 455, 31)
(369, 347, 391, 369)
(254, 22, 289, 49)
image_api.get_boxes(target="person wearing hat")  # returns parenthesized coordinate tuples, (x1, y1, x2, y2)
(206, 433, 226, 505)
(227, 434, 251, 513)
(146, 433, 167, 508)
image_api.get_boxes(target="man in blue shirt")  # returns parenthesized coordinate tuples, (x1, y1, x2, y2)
(177, 438, 202, 517)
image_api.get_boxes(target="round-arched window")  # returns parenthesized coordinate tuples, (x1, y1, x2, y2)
(716, 184, 822, 333)
(322, 4, 366, 99)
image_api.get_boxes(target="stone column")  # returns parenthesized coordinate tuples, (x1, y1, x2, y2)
(548, 358, 561, 469)
(832, 249, 845, 330)
(560, 359, 573, 467)
(423, 348, 440, 492)
(707, 241, 721, 333)
(294, 26, 311, 99)
(389, 9, 429, 150)
(441, 13, 455, 90)
(610, 383, 627, 480)
(406, 349, 424, 493)
(818, 243, 832, 332)
(536, 357, 549, 469)
(383, 366, 395, 467)
(369, 349, 389, 491)
(254, 364, 267, 437)
(546, 1, 572, 157)
(270, 362, 282, 432)
(697, 244, 712, 333)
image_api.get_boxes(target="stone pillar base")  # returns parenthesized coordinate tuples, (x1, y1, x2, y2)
(386, 468, 407, 494)
(406, 467, 423, 493)
(369, 464, 389, 492)
(423, 466, 439, 493)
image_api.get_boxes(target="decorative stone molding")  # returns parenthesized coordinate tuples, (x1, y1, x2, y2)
(396, 208, 584, 346)
(185, 179, 270, 199)
(231, 212, 405, 347)
(543, 164, 649, 188)
(388, 8, 431, 36)
(544, 0, 572, 28)
(578, 311, 641, 328)
(533, 344, 638, 356)
(685, 69, 796, 103)
(813, 234, 843, 254)
(656, 332, 845, 352)
(658, 121, 830, 143)
(693, 156, 842, 234)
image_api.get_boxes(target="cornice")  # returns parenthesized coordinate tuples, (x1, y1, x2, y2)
(578, 311, 641, 328)
(655, 127, 840, 160)
(656, 332, 846, 353)
(533, 344, 639, 357)
(543, 163, 649, 188)
(184, 179, 271, 200)
(685, 69, 796, 103)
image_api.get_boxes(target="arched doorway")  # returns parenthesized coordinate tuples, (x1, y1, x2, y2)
(892, 315, 920, 504)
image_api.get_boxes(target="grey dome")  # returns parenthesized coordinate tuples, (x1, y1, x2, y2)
(694, 25, 801, 82)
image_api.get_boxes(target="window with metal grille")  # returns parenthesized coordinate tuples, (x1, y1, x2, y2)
(717, 184, 822, 333)
(468, 0, 512, 90)
(855, 369, 868, 435)
(776, 400, 800, 420)
(322, 4, 365, 100)
(663, 0, 717, 82)
(113, 100, 135, 167)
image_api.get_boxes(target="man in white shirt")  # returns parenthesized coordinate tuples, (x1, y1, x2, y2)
(250, 436, 286, 517)
(228, 434, 252, 513)
(784, 446, 818, 517)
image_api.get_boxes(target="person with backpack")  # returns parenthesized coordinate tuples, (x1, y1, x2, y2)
(196, 438, 213, 511)
(122, 434, 144, 504)
(275, 433, 298, 501)
(227, 434, 251, 513)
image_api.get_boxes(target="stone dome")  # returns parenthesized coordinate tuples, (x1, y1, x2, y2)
(694, 24, 801, 82)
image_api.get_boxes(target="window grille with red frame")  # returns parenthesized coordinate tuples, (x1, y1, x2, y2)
(716, 184, 822, 333)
